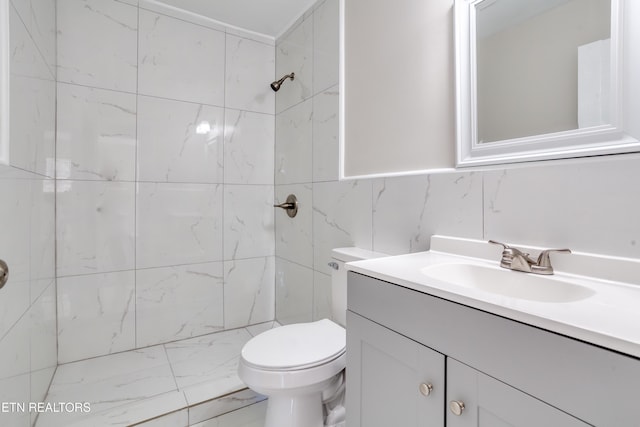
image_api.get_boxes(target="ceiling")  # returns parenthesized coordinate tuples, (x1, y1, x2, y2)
(157, 0, 318, 38)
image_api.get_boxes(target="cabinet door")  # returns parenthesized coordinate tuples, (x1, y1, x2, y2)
(446, 359, 590, 427)
(346, 311, 445, 427)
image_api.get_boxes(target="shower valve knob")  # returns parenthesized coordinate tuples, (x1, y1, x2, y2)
(273, 194, 298, 218)
(0, 259, 8, 290)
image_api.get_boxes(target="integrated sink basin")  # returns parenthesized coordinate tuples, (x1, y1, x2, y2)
(420, 263, 596, 303)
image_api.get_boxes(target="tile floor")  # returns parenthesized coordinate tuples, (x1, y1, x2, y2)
(35, 322, 278, 427)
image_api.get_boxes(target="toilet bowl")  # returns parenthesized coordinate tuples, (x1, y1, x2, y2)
(237, 248, 387, 427)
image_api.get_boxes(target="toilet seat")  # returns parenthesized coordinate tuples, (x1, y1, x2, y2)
(241, 319, 346, 371)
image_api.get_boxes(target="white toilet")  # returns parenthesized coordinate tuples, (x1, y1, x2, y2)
(238, 247, 386, 427)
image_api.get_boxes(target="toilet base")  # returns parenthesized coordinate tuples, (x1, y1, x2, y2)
(264, 392, 324, 427)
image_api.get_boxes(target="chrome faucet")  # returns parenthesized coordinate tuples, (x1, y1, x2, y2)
(489, 240, 571, 275)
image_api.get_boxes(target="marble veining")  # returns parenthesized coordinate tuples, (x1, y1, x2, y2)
(225, 35, 275, 114)
(56, 83, 137, 182)
(223, 185, 275, 260)
(137, 96, 224, 184)
(57, 271, 136, 363)
(57, 0, 138, 92)
(224, 257, 275, 329)
(135, 262, 224, 347)
(275, 98, 313, 185)
(223, 109, 275, 185)
(275, 17, 313, 114)
(138, 10, 225, 106)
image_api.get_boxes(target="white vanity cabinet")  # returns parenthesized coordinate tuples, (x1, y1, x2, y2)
(346, 272, 640, 427)
(446, 359, 588, 427)
(347, 312, 445, 426)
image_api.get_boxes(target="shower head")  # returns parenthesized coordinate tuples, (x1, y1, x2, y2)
(270, 73, 295, 92)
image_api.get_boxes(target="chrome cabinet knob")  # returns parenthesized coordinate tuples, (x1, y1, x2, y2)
(419, 383, 433, 397)
(449, 400, 465, 416)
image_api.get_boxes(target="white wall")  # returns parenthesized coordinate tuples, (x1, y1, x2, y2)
(275, 0, 640, 324)
(55, 0, 277, 363)
(342, 0, 455, 177)
(0, 1, 57, 426)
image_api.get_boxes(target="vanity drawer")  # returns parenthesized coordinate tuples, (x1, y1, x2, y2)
(348, 271, 640, 426)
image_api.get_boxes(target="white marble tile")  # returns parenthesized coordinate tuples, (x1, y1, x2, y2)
(275, 184, 313, 267)
(138, 10, 225, 105)
(29, 179, 56, 289)
(14, 0, 57, 74)
(56, 83, 137, 181)
(312, 86, 339, 182)
(484, 157, 640, 258)
(57, 0, 137, 92)
(188, 389, 264, 426)
(312, 180, 373, 275)
(30, 367, 57, 422)
(275, 257, 313, 325)
(56, 181, 135, 276)
(41, 346, 175, 427)
(136, 263, 224, 347)
(0, 373, 31, 427)
(29, 283, 57, 372)
(136, 183, 223, 269)
(275, 18, 313, 113)
(190, 400, 267, 427)
(164, 328, 252, 390)
(224, 257, 275, 329)
(225, 35, 274, 114)
(313, 271, 332, 321)
(137, 96, 223, 184)
(10, 4, 53, 80)
(10, 75, 56, 177)
(0, 311, 30, 380)
(313, 0, 339, 94)
(275, 98, 313, 184)
(57, 271, 135, 363)
(0, 179, 31, 338)
(223, 185, 275, 260)
(223, 109, 274, 185)
(372, 172, 483, 256)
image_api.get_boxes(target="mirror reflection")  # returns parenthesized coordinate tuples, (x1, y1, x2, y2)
(475, 0, 611, 144)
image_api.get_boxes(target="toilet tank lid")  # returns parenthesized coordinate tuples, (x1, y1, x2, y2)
(331, 247, 388, 262)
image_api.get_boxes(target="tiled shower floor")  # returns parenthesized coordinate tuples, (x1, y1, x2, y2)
(35, 322, 278, 427)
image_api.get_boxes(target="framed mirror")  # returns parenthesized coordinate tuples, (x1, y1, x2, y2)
(0, 0, 9, 166)
(455, 0, 640, 167)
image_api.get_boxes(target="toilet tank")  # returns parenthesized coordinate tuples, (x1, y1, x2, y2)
(330, 247, 388, 326)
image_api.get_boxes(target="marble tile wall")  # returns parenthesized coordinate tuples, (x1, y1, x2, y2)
(56, 0, 276, 363)
(274, 0, 640, 325)
(0, 2, 57, 426)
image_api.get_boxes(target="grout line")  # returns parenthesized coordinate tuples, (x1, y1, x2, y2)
(134, 0, 140, 350)
(162, 345, 180, 391)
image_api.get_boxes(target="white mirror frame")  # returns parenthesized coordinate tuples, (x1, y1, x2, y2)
(0, 0, 9, 166)
(455, 0, 640, 167)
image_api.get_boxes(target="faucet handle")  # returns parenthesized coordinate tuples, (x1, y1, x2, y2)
(488, 240, 536, 268)
(536, 248, 571, 268)
(531, 248, 571, 274)
(489, 240, 521, 256)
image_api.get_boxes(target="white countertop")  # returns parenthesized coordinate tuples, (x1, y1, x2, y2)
(346, 236, 640, 359)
